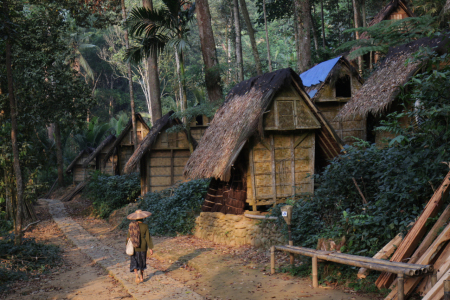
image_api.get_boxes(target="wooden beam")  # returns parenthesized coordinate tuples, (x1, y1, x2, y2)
(170, 149, 174, 186)
(294, 133, 309, 149)
(290, 134, 295, 199)
(250, 146, 257, 212)
(270, 134, 277, 206)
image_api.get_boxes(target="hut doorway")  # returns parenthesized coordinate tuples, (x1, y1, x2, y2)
(335, 75, 352, 98)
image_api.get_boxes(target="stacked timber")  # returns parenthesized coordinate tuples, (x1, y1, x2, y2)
(200, 177, 247, 215)
(359, 171, 450, 300)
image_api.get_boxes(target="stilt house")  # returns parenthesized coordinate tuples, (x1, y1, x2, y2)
(82, 135, 117, 176)
(300, 56, 364, 144)
(350, 0, 414, 69)
(66, 148, 95, 184)
(184, 68, 344, 214)
(124, 111, 197, 195)
(103, 114, 150, 175)
(336, 37, 449, 144)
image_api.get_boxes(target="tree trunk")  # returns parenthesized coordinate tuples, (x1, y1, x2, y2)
(121, 0, 138, 148)
(54, 122, 64, 187)
(293, 5, 300, 70)
(109, 74, 114, 118)
(321, 0, 325, 48)
(195, 0, 224, 102)
(262, 0, 272, 72)
(361, 0, 366, 27)
(143, 0, 162, 123)
(238, 0, 262, 75)
(294, 0, 311, 73)
(4, 0, 24, 245)
(174, 49, 187, 113)
(47, 124, 54, 141)
(352, 0, 362, 73)
(233, 0, 244, 81)
(310, 6, 319, 52)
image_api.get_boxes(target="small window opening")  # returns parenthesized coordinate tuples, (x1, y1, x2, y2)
(195, 115, 204, 126)
(335, 75, 352, 98)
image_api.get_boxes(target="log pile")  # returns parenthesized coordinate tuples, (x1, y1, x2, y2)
(360, 171, 450, 300)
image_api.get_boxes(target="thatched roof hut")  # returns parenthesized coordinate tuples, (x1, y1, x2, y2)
(184, 68, 343, 213)
(124, 111, 197, 195)
(65, 147, 95, 184)
(102, 113, 150, 174)
(337, 37, 449, 122)
(82, 135, 116, 169)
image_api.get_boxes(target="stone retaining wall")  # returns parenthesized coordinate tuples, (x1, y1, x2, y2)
(194, 212, 286, 248)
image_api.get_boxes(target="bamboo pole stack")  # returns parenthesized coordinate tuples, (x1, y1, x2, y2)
(372, 171, 450, 300)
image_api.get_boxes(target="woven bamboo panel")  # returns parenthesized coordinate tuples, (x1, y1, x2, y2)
(149, 167, 170, 176)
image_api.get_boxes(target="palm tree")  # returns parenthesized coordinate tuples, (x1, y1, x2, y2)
(125, 0, 194, 113)
(72, 117, 110, 150)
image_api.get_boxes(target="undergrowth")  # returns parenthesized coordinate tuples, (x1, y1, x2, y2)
(121, 179, 210, 236)
(84, 171, 141, 218)
(0, 234, 61, 291)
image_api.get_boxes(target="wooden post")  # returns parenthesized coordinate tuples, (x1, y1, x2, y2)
(445, 280, 450, 300)
(270, 135, 277, 206)
(312, 255, 318, 288)
(290, 134, 295, 200)
(398, 273, 404, 300)
(250, 147, 257, 211)
(170, 149, 174, 186)
(289, 233, 294, 266)
(271, 246, 275, 274)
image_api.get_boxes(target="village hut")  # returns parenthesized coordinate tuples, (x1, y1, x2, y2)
(300, 56, 365, 144)
(124, 111, 197, 195)
(66, 147, 95, 184)
(184, 68, 344, 214)
(350, 0, 414, 69)
(81, 134, 117, 175)
(102, 114, 150, 174)
(336, 37, 449, 144)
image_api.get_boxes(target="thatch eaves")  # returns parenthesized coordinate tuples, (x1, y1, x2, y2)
(81, 135, 116, 169)
(300, 56, 364, 100)
(123, 111, 197, 174)
(336, 37, 450, 121)
(102, 113, 150, 165)
(183, 68, 344, 181)
(65, 148, 95, 174)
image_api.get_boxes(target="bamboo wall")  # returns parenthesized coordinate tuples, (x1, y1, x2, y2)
(73, 153, 95, 184)
(98, 142, 117, 176)
(117, 119, 150, 174)
(314, 66, 365, 144)
(141, 130, 191, 195)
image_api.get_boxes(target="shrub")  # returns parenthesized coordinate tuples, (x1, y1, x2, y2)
(0, 235, 61, 290)
(84, 171, 141, 218)
(125, 179, 210, 236)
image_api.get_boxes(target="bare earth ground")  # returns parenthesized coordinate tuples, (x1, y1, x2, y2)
(65, 193, 381, 300)
(1, 199, 131, 300)
(1, 188, 382, 300)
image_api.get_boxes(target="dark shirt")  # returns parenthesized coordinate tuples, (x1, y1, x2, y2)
(126, 222, 153, 252)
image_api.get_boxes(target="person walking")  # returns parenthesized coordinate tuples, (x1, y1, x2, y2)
(126, 209, 154, 283)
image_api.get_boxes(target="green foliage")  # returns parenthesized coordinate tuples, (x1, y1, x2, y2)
(71, 117, 111, 149)
(84, 172, 141, 219)
(134, 179, 210, 236)
(0, 234, 61, 290)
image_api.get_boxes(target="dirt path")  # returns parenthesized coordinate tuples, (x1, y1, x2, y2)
(67, 199, 380, 300)
(1, 200, 131, 300)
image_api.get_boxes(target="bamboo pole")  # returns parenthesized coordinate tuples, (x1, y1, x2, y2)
(312, 255, 318, 288)
(270, 246, 275, 274)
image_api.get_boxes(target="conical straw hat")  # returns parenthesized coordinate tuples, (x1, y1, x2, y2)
(127, 209, 152, 220)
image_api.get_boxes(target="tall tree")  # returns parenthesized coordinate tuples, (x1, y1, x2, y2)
(352, 0, 362, 73)
(294, 0, 312, 73)
(196, 0, 224, 102)
(239, 0, 262, 75)
(321, 0, 326, 48)
(143, 0, 162, 123)
(3, 0, 25, 245)
(233, 0, 244, 81)
(262, 0, 272, 72)
(121, 0, 138, 148)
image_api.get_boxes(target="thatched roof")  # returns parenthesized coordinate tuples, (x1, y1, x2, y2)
(336, 37, 450, 121)
(81, 135, 116, 168)
(102, 113, 150, 165)
(123, 111, 197, 174)
(66, 148, 95, 174)
(183, 68, 344, 181)
(300, 56, 363, 100)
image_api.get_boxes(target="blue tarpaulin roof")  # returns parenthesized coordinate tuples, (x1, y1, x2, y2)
(308, 90, 318, 98)
(300, 56, 341, 87)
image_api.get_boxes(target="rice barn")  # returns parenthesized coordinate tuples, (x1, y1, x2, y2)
(184, 68, 344, 215)
(102, 113, 150, 174)
(300, 56, 364, 144)
(124, 111, 199, 195)
(336, 37, 450, 145)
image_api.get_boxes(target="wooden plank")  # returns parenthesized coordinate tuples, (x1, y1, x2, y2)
(170, 149, 174, 186)
(377, 171, 450, 289)
(274, 101, 279, 128)
(357, 233, 403, 279)
(293, 133, 309, 149)
(270, 135, 277, 205)
(417, 242, 450, 295)
(250, 146, 257, 211)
